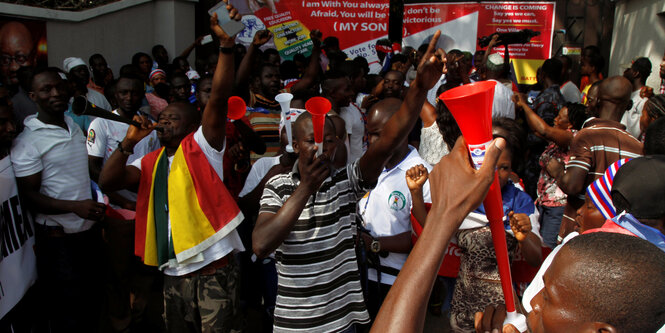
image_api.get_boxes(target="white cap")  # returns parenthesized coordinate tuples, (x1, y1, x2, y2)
(63, 57, 87, 73)
(487, 53, 504, 66)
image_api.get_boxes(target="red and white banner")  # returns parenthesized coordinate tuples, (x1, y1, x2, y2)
(231, 0, 389, 65)
(229, 1, 555, 84)
(403, 1, 555, 85)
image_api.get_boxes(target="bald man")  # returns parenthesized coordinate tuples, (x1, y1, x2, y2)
(548, 76, 643, 240)
(0, 21, 35, 87)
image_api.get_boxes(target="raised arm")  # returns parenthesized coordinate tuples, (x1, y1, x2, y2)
(514, 93, 573, 148)
(179, 36, 204, 59)
(359, 31, 446, 184)
(99, 115, 154, 192)
(290, 30, 322, 94)
(252, 147, 330, 258)
(419, 101, 437, 128)
(235, 29, 272, 101)
(202, 2, 241, 151)
(371, 137, 505, 333)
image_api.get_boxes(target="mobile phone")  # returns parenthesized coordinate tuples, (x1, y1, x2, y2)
(208, 2, 246, 37)
(201, 34, 213, 45)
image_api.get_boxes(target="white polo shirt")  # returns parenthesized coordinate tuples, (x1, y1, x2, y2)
(11, 115, 94, 233)
(358, 146, 432, 285)
(87, 110, 160, 203)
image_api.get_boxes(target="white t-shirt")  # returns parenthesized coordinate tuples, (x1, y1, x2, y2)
(87, 110, 160, 203)
(621, 90, 647, 139)
(340, 103, 366, 163)
(130, 127, 244, 276)
(358, 146, 432, 285)
(11, 115, 94, 233)
(238, 155, 281, 198)
(560, 81, 582, 103)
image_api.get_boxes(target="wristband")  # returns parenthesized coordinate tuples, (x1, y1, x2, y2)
(219, 46, 234, 54)
(117, 143, 134, 155)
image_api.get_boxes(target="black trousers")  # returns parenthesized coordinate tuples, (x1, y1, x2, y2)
(35, 224, 104, 333)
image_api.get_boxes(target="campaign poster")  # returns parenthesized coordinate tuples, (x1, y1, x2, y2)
(0, 17, 48, 88)
(0, 157, 37, 320)
(403, 2, 555, 85)
(230, 0, 390, 66)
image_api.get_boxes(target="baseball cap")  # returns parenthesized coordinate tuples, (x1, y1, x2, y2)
(611, 156, 665, 219)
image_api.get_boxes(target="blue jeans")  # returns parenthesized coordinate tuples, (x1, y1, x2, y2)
(538, 205, 565, 248)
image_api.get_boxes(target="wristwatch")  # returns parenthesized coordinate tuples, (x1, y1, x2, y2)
(370, 239, 381, 253)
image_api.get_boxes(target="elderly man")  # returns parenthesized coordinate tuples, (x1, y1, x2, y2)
(0, 21, 34, 88)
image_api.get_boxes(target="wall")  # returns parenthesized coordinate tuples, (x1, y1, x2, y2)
(610, 0, 665, 89)
(0, 0, 197, 74)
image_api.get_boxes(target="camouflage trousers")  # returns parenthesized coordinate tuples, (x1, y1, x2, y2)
(163, 258, 240, 333)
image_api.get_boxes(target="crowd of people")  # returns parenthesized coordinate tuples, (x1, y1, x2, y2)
(1, 1, 665, 332)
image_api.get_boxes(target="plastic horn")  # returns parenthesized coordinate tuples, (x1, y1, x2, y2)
(227, 96, 247, 120)
(275, 93, 294, 153)
(304, 97, 331, 157)
(71, 95, 163, 132)
(439, 81, 527, 332)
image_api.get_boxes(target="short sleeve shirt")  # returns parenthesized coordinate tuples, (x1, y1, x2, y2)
(259, 160, 371, 332)
(11, 115, 94, 233)
(358, 146, 432, 285)
(130, 127, 244, 276)
(567, 118, 643, 194)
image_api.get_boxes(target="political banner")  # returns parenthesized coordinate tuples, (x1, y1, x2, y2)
(230, 0, 389, 66)
(403, 2, 556, 85)
(0, 156, 37, 319)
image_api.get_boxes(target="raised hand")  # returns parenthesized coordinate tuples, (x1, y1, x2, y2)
(210, 0, 241, 47)
(299, 145, 331, 195)
(405, 164, 429, 192)
(428, 136, 505, 219)
(474, 304, 521, 333)
(253, 29, 273, 46)
(509, 211, 531, 242)
(310, 29, 323, 49)
(414, 30, 447, 91)
(125, 115, 156, 146)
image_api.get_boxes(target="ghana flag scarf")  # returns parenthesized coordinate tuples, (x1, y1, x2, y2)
(135, 132, 243, 269)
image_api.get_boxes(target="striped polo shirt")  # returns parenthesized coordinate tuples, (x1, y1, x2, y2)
(567, 118, 643, 192)
(260, 160, 371, 332)
(248, 93, 282, 163)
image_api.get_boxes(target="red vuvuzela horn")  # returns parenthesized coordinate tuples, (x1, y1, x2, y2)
(227, 96, 246, 121)
(439, 81, 527, 331)
(305, 97, 331, 157)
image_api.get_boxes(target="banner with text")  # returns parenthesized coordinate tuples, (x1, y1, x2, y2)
(231, 0, 389, 65)
(0, 157, 37, 319)
(403, 1, 555, 85)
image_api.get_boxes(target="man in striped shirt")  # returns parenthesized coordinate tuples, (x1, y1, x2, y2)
(252, 32, 448, 333)
(548, 76, 643, 240)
